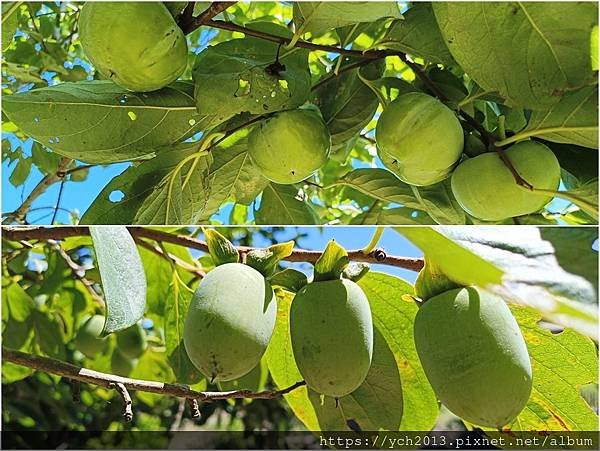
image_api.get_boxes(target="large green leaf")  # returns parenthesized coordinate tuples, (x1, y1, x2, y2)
(193, 23, 311, 118)
(2, 81, 217, 163)
(255, 184, 318, 225)
(332, 168, 417, 207)
(133, 152, 213, 225)
(377, 3, 454, 66)
(509, 306, 598, 430)
(89, 226, 146, 334)
(198, 135, 269, 222)
(312, 60, 383, 149)
(293, 2, 402, 36)
(358, 272, 439, 430)
(82, 143, 204, 225)
(412, 179, 466, 225)
(433, 2, 598, 109)
(164, 272, 203, 385)
(397, 227, 598, 339)
(2, 2, 20, 51)
(505, 85, 598, 149)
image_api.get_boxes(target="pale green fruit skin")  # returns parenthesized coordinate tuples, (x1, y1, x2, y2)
(79, 2, 188, 92)
(451, 141, 561, 221)
(376, 92, 464, 186)
(414, 287, 532, 428)
(290, 279, 373, 398)
(183, 263, 277, 382)
(111, 349, 136, 376)
(116, 322, 147, 360)
(74, 315, 107, 358)
(248, 109, 331, 184)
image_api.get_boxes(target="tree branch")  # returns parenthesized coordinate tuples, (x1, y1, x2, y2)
(179, 2, 237, 34)
(3, 347, 306, 402)
(2, 226, 425, 272)
(3, 157, 72, 224)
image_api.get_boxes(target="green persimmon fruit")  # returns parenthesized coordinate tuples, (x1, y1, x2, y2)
(183, 263, 277, 382)
(451, 141, 561, 221)
(290, 279, 373, 398)
(111, 349, 136, 376)
(74, 315, 107, 358)
(248, 109, 331, 184)
(376, 92, 464, 186)
(116, 322, 147, 360)
(414, 287, 532, 428)
(79, 2, 188, 92)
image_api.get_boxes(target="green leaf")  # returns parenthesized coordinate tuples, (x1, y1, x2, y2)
(89, 226, 146, 334)
(312, 59, 383, 149)
(82, 143, 202, 225)
(504, 86, 598, 149)
(293, 2, 402, 37)
(4, 282, 34, 322)
(433, 2, 598, 109)
(269, 268, 309, 293)
(351, 205, 435, 225)
(333, 168, 417, 207)
(219, 358, 268, 392)
(133, 153, 212, 225)
(204, 228, 239, 266)
(31, 142, 61, 175)
(246, 241, 294, 277)
(193, 23, 311, 117)
(509, 306, 598, 430)
(198, 135, 269, 222)
(397, 227, 598, 339)
(540, 228, 598, 293)
(2, 81, 218, 163)
(377, 3, 454, 66)
(32, 310, 65, 360)
(165, 272, 203, 385)
(358, 272, 439, 430)
(313, 240, 349, 282)
(552, 179, 599, 219)
(8, 156, 31, 187)
(2, 2, 20, 51)
(411, 179, 466, 225)
(255, 183, 318, 225)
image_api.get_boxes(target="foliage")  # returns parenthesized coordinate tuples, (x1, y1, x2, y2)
(1, 1, 597, 225)
(1, 226, 598, 440)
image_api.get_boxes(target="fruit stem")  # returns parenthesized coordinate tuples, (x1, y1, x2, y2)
(362, 227, 384, 255)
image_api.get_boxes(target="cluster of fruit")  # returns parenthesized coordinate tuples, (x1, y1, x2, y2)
(181, 261, 533, 429)
(78, 2, 561, 223)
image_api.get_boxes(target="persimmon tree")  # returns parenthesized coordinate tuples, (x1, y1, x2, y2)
(2, 226, 598, 437)
(1, 1, 598, 226)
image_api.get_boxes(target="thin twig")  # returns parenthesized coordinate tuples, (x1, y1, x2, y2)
(3, 347, 306, 402)
(3, 227, 425, 272)
(179, 2, 237, 34)
(187, 398, 201, 419)
(134, 238, 206, 279)
(52, 242, 105, 306)
(311, 59, 376, 92)
(110, 382, 133, 422)
(50, 178, 66, 225)
(4, 158, 71, 224)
